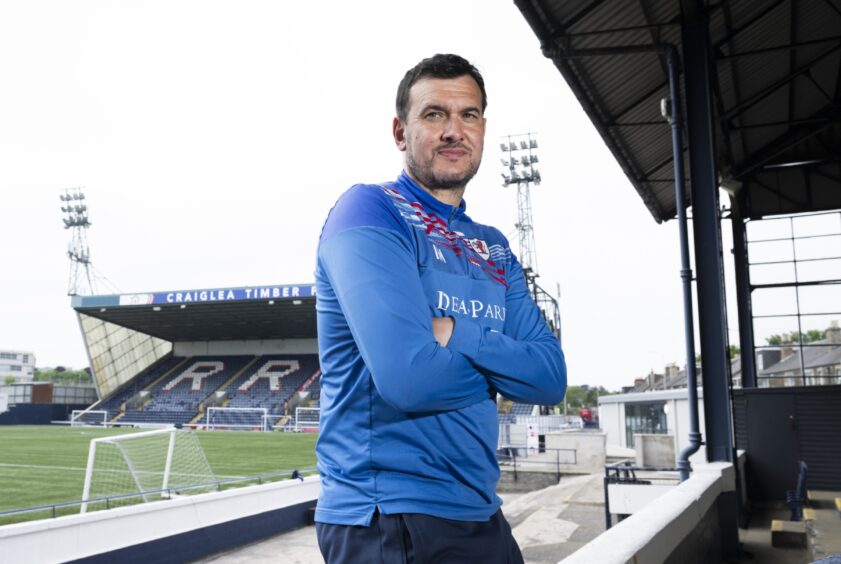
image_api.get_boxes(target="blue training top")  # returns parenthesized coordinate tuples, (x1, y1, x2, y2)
(314, 171, 567, 526)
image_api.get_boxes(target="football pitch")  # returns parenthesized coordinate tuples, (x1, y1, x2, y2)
(0, 425, 318, 518)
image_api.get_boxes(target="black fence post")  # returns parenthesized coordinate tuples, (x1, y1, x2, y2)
(604, 471, 612, 530)
(513, 451, 518, 483)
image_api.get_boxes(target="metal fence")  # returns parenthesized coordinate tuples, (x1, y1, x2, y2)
(497, 414, 578, 448)
(0, 466, 318, 526)
(603, 459, 680, 529)
(496, 447, 578, 484)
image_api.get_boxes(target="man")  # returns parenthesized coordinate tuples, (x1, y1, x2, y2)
(314, 54, 566, 563)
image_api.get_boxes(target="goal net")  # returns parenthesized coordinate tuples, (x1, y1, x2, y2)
(294, 407, 320, 432)
(81, 428, 216, 513)
(71, 410, 109, 427)
(206, 407, 268, 431)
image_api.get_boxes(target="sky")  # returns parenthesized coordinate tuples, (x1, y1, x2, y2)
(2, 1, 835, 392)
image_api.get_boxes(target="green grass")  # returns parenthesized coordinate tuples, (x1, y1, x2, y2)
(0, 425, 318, 519)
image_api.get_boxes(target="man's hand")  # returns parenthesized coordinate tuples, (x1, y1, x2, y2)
(432, 316, 454, 347)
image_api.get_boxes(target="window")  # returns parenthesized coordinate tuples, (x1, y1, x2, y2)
(625, 401, 668, 448)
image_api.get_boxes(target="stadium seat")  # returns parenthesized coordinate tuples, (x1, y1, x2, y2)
(94, 354, 321, 428)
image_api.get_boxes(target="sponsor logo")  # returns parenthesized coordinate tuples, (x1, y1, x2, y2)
(466, 238, 490, 260)
(159, 285, 315, 304)
(436, 291, 506, 321)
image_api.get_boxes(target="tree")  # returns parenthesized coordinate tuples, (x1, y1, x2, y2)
(560, 385, 616, 411)
(3, 376, 15, 385)
(804, 329, 825, 343)
(563, 386, 588, 410)
(766, 329, 826, 345)
(34, 367, 93, 385)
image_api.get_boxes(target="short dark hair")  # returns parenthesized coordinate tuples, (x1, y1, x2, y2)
(396, 54, 487, 122)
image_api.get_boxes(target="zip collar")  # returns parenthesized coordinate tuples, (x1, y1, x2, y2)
(394, 171, 467, 224)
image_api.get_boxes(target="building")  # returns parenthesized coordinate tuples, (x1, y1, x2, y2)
(599, 388, 707, 460)
(0, 350, 36, 382)
(758, 321, 841, 387)
(623, 357, 741, 393)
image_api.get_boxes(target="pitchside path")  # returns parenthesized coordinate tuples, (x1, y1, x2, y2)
(196, 473, 607, 564)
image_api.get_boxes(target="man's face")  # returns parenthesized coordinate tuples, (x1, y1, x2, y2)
(393, 75, 486, 192)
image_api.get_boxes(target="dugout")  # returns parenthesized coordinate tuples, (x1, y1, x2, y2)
(71, 283, 317, 402)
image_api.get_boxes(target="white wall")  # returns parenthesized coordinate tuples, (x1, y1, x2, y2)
(566, 461, 736, 564)
(174, 338, 318, 356)
(608, 483, 675, 514)
(670, 395, 706, 462)
(599, 402, 622, 450)
(599, 389, 707, 462)
(544, 431, 606, 473)
(0, 476, 320, 564)
(0, 394, 7, 414)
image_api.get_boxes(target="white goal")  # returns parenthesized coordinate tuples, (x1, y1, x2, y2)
(294, 407, 320, 432)
(71, 410, 109, 427)
(206, 407, 268, 432)
(81, 427, 216, 513)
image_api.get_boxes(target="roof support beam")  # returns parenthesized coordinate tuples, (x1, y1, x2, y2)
(835, 38, 841, 100)
(639, 0, 669, 79)
(681, 0, 735, 465)
(804, 72, 839, 107)
(609, 80, 668, 125)
(730, 198, 756, 388)
(804, 166, 815, 211)
(729, 116, 841, 129)
(821, 0, 841, 19)
(713, 2, 743, 174)
(713, 0, 787, 50)
(812, 166, 841, 184)
(734, 109, 839, 179)
(642, 152, 678, 180)
(717, 35, 841, 60)
(788, 0, 797, 144)
(749, 176, 803, 210)
(721, 43, 841, 121)
(561, 0, 609, 31)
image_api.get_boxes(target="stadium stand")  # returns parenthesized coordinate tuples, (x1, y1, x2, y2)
(193, 354, 320, 428)
(120, 356, 253, 425)
(84, 353, 322, 428)
(93, 355, 186, 421)
(301, 371, 321, 403)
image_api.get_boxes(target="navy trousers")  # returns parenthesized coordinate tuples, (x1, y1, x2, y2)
(316, 510, 524, 564)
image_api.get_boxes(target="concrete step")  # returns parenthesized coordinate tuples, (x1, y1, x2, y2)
(771, 519, 807, 548)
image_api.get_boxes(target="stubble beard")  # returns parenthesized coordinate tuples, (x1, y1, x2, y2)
(406, 150, 481, 192)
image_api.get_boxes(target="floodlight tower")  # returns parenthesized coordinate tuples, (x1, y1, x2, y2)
(60, 188, 96, 296)
(500, 133, 541, 284)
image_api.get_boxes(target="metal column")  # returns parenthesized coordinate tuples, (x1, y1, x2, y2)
(731, 193, 757, 388)
(681, 3, 740, 556)
(680, 0, 734, 464)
